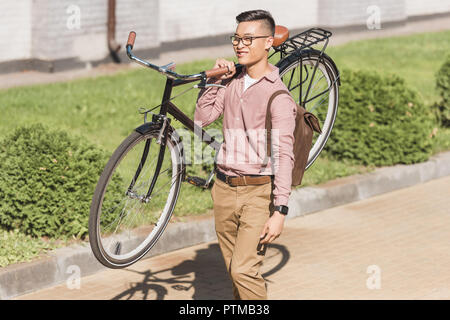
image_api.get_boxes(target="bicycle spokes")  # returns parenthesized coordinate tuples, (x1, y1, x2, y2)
(95, 130, 183, 262)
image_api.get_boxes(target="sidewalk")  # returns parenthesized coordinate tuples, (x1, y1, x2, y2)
(15, 175, 450, 300)
(0, 14, 449, 90)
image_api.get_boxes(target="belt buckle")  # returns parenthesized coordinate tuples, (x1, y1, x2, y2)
(226, 175, 237, 187)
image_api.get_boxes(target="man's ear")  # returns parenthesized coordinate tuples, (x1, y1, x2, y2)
(265, 36, 274, 51)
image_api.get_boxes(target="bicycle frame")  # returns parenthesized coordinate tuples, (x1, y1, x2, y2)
(127, 43, 227, 152)
(126, 45, 227, 199)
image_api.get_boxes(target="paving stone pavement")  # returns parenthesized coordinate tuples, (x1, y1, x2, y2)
(16, 175, 450, 300)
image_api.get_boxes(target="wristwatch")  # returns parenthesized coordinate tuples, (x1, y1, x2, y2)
(273, 205, 289, 215)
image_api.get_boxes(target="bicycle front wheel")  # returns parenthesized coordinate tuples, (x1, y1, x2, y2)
(89, 125, 184, 268)
(277, 49, 339, 170)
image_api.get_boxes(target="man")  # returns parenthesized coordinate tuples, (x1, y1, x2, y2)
(194, 9, 297, 300)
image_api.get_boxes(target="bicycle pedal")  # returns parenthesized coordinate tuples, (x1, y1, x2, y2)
(185, 176, 207, 188)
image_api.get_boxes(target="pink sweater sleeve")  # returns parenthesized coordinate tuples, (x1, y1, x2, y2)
(194, 77, 226, 127)
(269, 93, 297, 206)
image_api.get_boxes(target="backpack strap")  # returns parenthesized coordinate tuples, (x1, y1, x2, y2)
(261, 90, 291, 169)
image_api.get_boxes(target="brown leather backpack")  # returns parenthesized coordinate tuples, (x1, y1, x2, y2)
(261, 90, 322, 186)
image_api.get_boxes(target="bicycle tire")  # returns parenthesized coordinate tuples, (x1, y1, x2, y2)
(277, 49, 339, 170)
(89, 124, 184, 269)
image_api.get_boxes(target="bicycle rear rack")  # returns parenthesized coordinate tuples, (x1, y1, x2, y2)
(271, 27, 332, 60)
(270, 27, 339, 109)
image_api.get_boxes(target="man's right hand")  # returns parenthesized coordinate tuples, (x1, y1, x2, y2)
(212, 58, 236, 80)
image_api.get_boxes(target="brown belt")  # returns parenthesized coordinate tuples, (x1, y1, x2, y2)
(215, 168, 273, 187)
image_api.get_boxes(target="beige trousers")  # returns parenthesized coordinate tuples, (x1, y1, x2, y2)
(211, 177, 274, 300)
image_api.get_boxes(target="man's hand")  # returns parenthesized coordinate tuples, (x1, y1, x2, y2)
(259, 211, 285, 244)
(213, 58, 236, 80)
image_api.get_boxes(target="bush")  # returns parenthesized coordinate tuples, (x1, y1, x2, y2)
(323, 69, 436, 166)
(0, 124, 123, 239)
(432, 54, 450, 127)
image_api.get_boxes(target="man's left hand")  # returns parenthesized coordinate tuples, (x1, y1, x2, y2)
(259, 211, 285, 244)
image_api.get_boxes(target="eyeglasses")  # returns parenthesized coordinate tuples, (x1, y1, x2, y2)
(230, 35, 271, 46)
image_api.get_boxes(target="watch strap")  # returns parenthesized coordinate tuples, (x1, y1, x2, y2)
(274, 205, 288, 215)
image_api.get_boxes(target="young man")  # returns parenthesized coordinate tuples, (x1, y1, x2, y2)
(194, 9, 297, 300)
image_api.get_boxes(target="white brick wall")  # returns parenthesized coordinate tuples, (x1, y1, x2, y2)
(31, 0, 108, 60)
(0, 1, 32, 61)
(18, 0, 158, 62)
(318, 0, 406, 27)
(406, 0, 450, 16)
(0, 0, 449, 65)
(159, 0, 318, 43)
(116, 0, 159, 52)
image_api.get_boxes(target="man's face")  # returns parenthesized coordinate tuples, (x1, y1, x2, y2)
(233, 20, 274, 67)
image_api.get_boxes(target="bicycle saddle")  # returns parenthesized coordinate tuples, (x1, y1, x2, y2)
(272, 25, 289, 47)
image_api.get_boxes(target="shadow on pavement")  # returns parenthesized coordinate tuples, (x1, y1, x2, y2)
(112, 243, 290, 300)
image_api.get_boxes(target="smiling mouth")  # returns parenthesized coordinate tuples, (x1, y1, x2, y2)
(237, 52, 248, 57)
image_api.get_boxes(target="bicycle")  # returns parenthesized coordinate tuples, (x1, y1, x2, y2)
(89, 26, 340, 269)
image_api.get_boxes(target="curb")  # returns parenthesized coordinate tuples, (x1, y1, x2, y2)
(1, 151, 449, 300)
(287, 151, 450, 219)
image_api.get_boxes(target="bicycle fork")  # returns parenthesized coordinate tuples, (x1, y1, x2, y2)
(126, 114, 171, 203)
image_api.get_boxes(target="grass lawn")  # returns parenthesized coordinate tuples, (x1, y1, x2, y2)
(0, 30, 449, 266)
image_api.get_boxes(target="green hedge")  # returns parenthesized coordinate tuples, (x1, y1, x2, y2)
(323, 69, 436, 166)
(433, 54, 450, 127)
(0, 124, 123, 239)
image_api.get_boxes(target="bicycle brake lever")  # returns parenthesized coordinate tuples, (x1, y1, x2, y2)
(160, 62, 176, 71)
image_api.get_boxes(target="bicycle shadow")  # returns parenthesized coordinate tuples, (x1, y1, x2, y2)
(112, 243, 290, 300)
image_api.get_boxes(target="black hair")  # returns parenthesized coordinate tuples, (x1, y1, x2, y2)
(236, 9, 275, 36)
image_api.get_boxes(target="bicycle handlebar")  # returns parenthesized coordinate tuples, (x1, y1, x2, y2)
(205, 66, 231, 78)
(126, 31, 239, 81)
(127, 31, 136, 50)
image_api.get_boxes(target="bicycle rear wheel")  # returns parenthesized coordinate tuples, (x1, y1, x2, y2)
(277, 49, 339, 170)
(89, 124, 184, 268)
